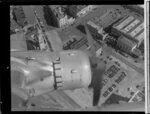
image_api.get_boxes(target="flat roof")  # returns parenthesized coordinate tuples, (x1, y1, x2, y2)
(45, 30, 63, 51)
(11, 32, 27, 51)
(57, 28, 86, 44)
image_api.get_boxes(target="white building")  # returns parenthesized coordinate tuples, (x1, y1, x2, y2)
(77, 5, 98, 17)
(59, 15, 75, 28)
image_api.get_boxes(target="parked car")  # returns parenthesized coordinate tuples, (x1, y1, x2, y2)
(118, 50, 128, 57)
(107, 56, 112, 60)
(114, 61, 120, 66)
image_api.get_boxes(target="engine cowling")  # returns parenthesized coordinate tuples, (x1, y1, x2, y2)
(11, 50, 92, 99)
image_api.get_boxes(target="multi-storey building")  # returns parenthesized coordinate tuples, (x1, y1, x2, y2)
(112, 12, 144, 47)
(116, 35, 137, 55)
(84, 8, 125, 42)
(62, 29, 88, 50)
(47, 6, 75, 28)
(77, 5, 98, 18)
(90, 8, 124, 29)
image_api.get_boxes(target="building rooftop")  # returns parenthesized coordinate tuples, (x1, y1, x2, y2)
(89, 7, 125, 29)
(45, 30, 63, 51)
(11, 32, 27, 51)
(57, 27, 86, 44)
(112, 12, 144, 44)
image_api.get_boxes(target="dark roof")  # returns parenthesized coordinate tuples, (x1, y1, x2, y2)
(57, 28, 86, 44)
(45, 30, 63, 51)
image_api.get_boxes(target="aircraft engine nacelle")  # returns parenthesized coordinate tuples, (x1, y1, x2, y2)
(11, 50, 92, 100)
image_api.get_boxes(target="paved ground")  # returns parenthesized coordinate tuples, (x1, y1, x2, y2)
(102, 45, 144, 75)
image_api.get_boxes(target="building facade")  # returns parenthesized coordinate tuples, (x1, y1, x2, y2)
(112, 12, 144, 47)
(86, 22, 104, 41)
(117, 35, 137, 55)
(59, 15, 75, 28)
(77, 5, 98, 18)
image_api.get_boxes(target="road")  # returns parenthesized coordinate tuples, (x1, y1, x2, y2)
(102, 45, 144, 75)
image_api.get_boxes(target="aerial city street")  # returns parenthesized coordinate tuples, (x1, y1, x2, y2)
(10, 5, 145, 111)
